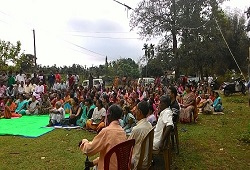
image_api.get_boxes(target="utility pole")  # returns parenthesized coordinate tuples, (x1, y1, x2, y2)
(172, 0, 179, 81)
(33, 29, 37, 69)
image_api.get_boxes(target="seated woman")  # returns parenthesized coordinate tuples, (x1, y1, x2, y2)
(209, 90, 216, 102)
(213, 92, 223, 112)
(68, 97, 82, 126)
(147, 102, 157, 126)
(120, 105, 136, 134)
(63, 90, 72, 114)
(25, 95, 39, 115)
(15, 93, 28, 115)
(76, 98, 96, 127)
(196, 93, 206, 110)
(4, 96, 21, 118)
(86, 99, 106, 132)
(51, 93, 64, 109)
(202, 95, 214, 114)
(39, 93, 52, 114)
(47, 101, 65, 127)
(179, 84, 197, 123)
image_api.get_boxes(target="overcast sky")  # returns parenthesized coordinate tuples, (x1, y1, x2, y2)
(0, 0, 249, 68)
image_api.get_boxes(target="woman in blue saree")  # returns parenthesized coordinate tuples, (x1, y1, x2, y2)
(213, 92, 223, 112)
(15, 93, 28, 115)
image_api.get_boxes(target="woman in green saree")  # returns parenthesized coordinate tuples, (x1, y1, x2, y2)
(76, 98, 96, 127)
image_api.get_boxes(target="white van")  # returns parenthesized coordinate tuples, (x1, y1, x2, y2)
(82, 79, 103, 89)
(138, 77, 155, 86)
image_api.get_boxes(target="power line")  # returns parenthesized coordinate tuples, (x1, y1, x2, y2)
(69, 34, 140, 40)
(62, 39, 106, 57)
(113, 0, 133, 10)
(62, 31, 132, 34)
(0, 9, 107, 60)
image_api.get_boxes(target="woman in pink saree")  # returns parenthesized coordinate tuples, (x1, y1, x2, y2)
(179, 84, 197, 123)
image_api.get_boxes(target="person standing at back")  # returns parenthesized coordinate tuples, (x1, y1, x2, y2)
(88, 73, 93, 90)
(128, 101, 152, 170)
(168, 86, 180, 123)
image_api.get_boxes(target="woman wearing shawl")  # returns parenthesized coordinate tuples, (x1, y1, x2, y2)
(69, 97, 82, 125)
(179, 84, 197, 123)
(86, 99, 106, 132)
(77, 98, 96, 127)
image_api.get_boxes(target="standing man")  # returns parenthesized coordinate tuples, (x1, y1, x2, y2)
(7, 71, 15, 87)
(168, 86, 180, 123)
(55, 70, 61, 83)
(128, 101, 152, 170)
(88, 73, 93, 90)
(15, 70, 26, 84)
(48, 71, 55, 90)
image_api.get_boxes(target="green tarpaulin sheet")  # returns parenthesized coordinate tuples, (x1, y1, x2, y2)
(0, 115, 54, 138)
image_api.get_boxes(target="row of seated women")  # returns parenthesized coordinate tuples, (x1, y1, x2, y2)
(178, 84, 223, 123)
(0, 89, 157, 136)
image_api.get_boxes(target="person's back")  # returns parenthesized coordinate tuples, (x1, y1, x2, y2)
(80, 104, 126, 170)
(95, 121, 127, 169)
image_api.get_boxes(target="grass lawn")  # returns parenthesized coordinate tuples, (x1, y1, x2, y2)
(0, 94, 249, 170)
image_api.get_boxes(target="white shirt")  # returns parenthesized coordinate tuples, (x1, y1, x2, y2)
(53, 82, 61, 91)
(33, 85, 44, 99)
(208, 76, 213, 84)
(128, 118, 152, 170)
(34, 85, 44, 94)
(153, 107, 173, 150)
(15, 74, 26, 83)
(50, 107, 65, 123)
(91, 107, 106, 121)
(18, 85, 25, 94)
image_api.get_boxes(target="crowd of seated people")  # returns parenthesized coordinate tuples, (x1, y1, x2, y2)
(0, 70, 227, 168)
(0, 70, 224, 127)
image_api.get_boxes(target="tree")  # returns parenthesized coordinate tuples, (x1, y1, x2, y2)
(0, 40, 24, 71)
(246, 7, 250, 32)
(18, 54, 36, 72)
(130, 0, 225, 79)
(141, 43, 155, 77)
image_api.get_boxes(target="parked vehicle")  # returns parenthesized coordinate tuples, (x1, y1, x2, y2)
(82, 79, 103, 89)
(222, 78, 246, 96)
(137, 77, 155, 86)
(210, 78, 220, 90)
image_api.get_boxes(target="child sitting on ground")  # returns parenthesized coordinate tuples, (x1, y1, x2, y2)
(47, 101, 65, 127)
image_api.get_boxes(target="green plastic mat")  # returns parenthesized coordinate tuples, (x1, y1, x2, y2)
(0, 115, 54, 138)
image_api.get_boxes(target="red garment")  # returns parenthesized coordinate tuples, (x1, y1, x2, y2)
(68, 76, 75, 88)
(55, 74, 61, 82)
(209, 95, 215, 102)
